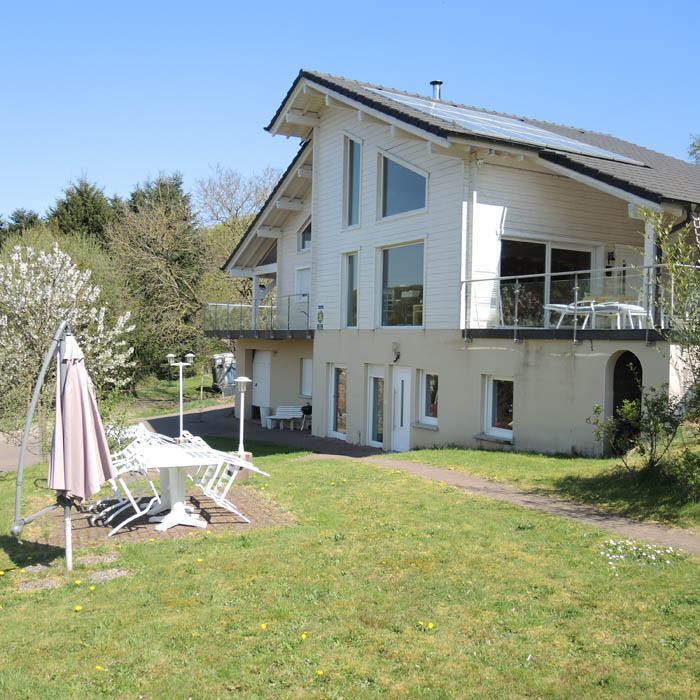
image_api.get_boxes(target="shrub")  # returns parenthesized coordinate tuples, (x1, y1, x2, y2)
(665, 451, 700, 502)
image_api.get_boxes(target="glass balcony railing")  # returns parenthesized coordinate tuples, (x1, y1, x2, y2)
(203, 294, 311, 334)
(465, 263, 690, 336)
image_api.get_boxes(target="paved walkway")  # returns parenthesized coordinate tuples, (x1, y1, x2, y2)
(149, 406, 700, 556)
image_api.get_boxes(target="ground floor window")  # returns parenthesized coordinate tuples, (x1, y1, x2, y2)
(419, 370, 438, 425)
(367, 366, 384, 447)
(330, 366, 347, 439)
(300, 358, 312, 397)
(485, 376, 513, 439)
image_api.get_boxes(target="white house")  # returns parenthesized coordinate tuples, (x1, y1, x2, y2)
(205, 70, 700, 455)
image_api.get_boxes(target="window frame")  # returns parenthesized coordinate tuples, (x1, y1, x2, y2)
(367, 364, 385, 448)
(484, 375, 514, 439)
(299, 357, 312, 398)
(343, 135, 362, 229)
(298, 217, 312, 252)
(377, 151, 428, 222)
(343, 251, 359, 328)
(418, 370, 439, 426)
(329, 364, 348, 440)
(378, 240, 425, 329)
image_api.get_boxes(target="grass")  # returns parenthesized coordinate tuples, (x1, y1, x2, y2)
(394, 448, 700, 530)
(0, 442, 698, 698)
(122, 373, 233, 420)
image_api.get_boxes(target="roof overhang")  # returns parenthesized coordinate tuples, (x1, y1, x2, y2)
(222, 141, 313, 274)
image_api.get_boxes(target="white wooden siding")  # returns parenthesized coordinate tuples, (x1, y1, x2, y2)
(313, 107, 464, 330)
(272, 113, 647, 333)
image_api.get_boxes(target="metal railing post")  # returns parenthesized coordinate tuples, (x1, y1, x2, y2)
(573, 274, 579, 344)
(513, 281, 520, 343)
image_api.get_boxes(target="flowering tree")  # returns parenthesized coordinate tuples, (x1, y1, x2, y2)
(0, 242, 134, 442)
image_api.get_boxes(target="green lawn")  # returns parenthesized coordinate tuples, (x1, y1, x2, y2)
(123, 373, 233, 420)
(0, 442, 698, 698)
(394, 448, 700, 530)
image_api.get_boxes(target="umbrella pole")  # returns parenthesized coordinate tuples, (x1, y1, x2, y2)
(64, 504, 73, 570)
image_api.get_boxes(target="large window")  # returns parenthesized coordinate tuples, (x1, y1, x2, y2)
(345, 252, 358, 327)
(381, 243, 424, 326)
(485, 376, 513, 439)
(500, 239, 592, 327)
(345, 138, 361, 227)
(380, 156, 426, 218)
(419, 371, 438, 425)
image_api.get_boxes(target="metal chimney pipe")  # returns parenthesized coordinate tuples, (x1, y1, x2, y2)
(430, 80, 443, 100)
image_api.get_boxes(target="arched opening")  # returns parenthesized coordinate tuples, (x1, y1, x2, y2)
(612, 351, 642, 453)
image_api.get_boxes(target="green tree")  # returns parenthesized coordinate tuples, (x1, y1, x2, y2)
(47, 178, 117, 245)
(689, 135, 700, 165)
(106, 175, 206, 374)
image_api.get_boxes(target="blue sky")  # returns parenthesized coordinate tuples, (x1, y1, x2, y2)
(2, 0, 697, 216)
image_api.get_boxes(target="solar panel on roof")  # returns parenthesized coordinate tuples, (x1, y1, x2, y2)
(366, 87, 643, 165)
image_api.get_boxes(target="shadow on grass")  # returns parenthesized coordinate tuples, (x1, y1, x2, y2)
(0, 535, 65, 568)
(550, 467, 690, 524)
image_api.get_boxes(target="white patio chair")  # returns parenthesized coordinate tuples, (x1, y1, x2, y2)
(201, 453, 270, 523)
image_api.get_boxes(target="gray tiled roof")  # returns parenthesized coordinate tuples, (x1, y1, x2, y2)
(270, 70, 700, 205)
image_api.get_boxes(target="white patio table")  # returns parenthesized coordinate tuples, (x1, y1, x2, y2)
(138, 442, 220, 532)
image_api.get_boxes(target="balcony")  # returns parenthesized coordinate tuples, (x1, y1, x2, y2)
(464, 263, 682, 342)
(203, 294, 313, 339)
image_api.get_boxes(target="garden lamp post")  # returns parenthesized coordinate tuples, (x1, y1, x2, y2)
(235, 376, 251, 456)
(167, 352, 196, 439)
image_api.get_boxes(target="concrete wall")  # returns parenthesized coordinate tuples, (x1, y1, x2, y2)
(311, 329, 674, 455)
(234, 339, 313, 419)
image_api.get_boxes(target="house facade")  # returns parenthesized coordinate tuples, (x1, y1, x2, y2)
(206, 71, 700, 455)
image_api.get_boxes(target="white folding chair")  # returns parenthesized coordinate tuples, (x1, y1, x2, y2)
(202, 454, 270, 523)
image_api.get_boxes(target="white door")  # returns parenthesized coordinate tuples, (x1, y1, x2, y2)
(252, 351, 272, 407)
(392, 366, 411, 452)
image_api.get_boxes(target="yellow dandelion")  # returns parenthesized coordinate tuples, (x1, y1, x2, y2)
(0, 605, 3, 609)
(74, 606, 82, 612)
(20, 569, 25, 574)
(428, 622, 434, 629)
(95, 665, 103, 671)
(75, 580, 81, 585)
(89, 586, 95, 591)
(301, 632, 307, 640)
(192, 632, 198, 637)
(0, 571, 4, 576)
(316, 670, 324, 676)
(197, 558, 203, 563)
(343, 478, 347, 483)
(188, 532, 194, 536)
(418, 621, 424, 626)
(207, 530, 212, 535)
(260, 623, 267, 630)
(150, 538, 155, 542)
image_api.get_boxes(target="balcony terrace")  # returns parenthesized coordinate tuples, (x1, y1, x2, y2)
(203, 294, 314, 340)
(464, 263, 685, 342)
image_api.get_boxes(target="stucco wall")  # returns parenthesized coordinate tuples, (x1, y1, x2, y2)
(311, 330, 674, 455)
(234, 339, 313, 419)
